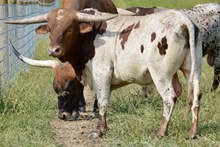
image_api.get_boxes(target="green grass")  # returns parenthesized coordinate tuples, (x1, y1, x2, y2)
(1, 1, 220, 146)
(106, 62, 220, 146)
(0, 39, 58, 147)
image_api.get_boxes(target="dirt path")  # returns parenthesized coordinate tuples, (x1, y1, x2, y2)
(49, 87, 108, 147)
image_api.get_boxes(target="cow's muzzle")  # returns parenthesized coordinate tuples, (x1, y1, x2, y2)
(48, 47, 62, 57)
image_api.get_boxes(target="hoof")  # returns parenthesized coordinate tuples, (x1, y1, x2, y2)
(92, 109, 99, 118)
(156, 131, 168, 138)
(67, 111, 79, 121)
(190, 134, 200, 139)
(58, 111, 72, 120)
(79, 106, 86, 112)
(88, 131, 102, 139)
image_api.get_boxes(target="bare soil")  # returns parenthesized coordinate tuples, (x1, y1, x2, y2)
(49, 87, 108, 147)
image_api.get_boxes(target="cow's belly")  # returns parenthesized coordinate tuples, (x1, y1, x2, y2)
(111, 64, 153, 86)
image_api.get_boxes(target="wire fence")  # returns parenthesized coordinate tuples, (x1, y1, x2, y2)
(0, 0, 59, 90)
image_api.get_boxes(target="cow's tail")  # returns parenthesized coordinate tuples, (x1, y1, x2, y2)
(180, 12, 202, 111)
(180, 12, 203, 138)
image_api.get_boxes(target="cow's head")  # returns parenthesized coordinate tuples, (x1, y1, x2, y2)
(10, 41, 77, 94)
(53, 62, 77, 94)
(10, 42, 82, 120)
(6, 9, 117, 58)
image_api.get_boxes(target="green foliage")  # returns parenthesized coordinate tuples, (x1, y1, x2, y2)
(113, 0, 220, 8)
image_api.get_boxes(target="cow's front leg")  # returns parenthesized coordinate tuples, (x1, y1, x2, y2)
(89, 66, 112, 139)
(89, 86, 110, 139)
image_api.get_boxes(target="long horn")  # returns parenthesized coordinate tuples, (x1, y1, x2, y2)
(10, 40, 60, 68)
(76, 11, 118, 22)
(5, 13, 48, 25)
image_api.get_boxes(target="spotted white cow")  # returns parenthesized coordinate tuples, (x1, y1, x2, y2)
(8, 8, 202, 139)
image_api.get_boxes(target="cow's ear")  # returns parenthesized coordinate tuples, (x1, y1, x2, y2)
(35, 24, 49, 34)
(79, 23, 93, 34)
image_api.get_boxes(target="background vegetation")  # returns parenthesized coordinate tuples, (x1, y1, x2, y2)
(113, 0, 220, 8)
(1, 0, 220, 146)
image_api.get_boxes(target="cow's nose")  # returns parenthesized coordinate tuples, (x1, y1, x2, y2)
(48, 47, 61, 56)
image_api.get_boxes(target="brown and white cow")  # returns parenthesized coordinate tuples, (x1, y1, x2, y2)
(8, 9, 202, 139)
(47, 0, 120, 120)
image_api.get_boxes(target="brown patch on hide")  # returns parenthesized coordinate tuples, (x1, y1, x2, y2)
(141, 45, 144, 53)
(120, 22, 140, 49)
(151, 32, 156, 42)
(157, 36, 168, 55)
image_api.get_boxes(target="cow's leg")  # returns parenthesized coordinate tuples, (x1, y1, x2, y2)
(157, 75, 180, 138)
(89, 66, 112, 139)
(89, 84, 110, 139)
(57, 93, 76, 120)
(187, 73, 202, 139)
(93, 98, 99, 117)
(211, 49, 220, 91)
(148, 68, 179, 138)
(181, 56, 202, 139)
(57, 95, 70, 120)
(78, 86, 86, 112)
(189, 74, 202, 139)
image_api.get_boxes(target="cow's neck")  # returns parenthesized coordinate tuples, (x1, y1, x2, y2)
(58, 52, 83, 81)
(77, 21, 107, 60)
(59, 21, 107, 80)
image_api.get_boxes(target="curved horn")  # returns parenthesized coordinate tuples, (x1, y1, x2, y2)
(5, 13, 48, 25)
(76, 11, 118, 22)
(10, 40, 60, 68)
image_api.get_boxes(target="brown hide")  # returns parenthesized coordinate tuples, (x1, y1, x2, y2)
(53, 62, 77, 93)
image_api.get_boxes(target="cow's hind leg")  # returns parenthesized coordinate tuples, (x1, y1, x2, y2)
(181, 56, 202, 139)
(148, 69, 179, 138)
(187, 73, 202, 139)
